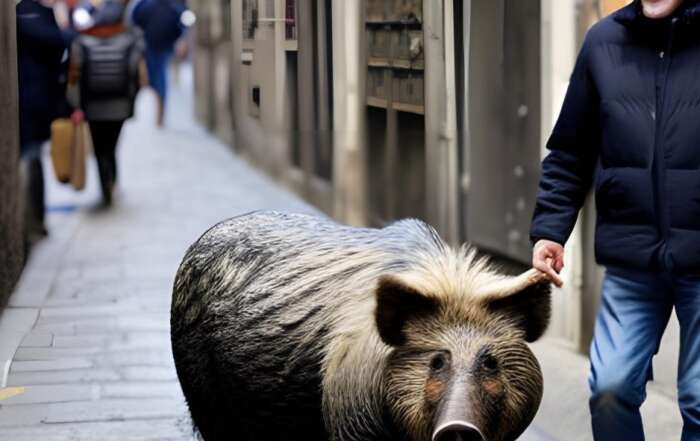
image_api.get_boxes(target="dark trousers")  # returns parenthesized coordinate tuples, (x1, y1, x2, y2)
(89, 120, 124, 205)
(21, 142, 45, 235)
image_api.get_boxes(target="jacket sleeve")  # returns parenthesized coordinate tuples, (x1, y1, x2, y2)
(530, 39, 600, 246)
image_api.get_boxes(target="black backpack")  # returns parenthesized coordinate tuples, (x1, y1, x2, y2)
(79, 31, 142, 100)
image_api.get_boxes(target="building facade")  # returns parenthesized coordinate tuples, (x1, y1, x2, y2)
(192, 0, 679, 400)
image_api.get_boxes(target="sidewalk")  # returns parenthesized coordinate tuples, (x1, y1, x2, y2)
(0, 67, 316, 440)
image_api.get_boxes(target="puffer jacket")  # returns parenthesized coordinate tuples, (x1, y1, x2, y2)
(531, 0, 700, 272)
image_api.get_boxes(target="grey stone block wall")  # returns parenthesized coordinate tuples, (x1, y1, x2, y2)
(0, 2, 24, 309)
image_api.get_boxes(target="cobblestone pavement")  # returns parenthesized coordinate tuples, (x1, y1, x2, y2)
(0, 68, 316, 441)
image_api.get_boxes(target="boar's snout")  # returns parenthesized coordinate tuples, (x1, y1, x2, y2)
(432, 422, 485, 441)
(432, 379, 485, 441)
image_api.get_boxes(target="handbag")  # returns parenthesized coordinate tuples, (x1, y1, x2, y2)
(50, 119, 92, 191)
(70, 121, 92, 191)
(50, 118, 74, 184)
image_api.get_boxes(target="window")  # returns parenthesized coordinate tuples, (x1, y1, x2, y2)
(242, 0, 258, 40)
(285, 0, 297, 40)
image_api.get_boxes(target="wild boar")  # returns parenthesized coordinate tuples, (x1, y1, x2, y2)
(171, 211, 551, 441)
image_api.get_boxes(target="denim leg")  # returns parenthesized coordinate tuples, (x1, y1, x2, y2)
(145, 47, 172, 100)
(589, 268, 673, 441)
(674, 275, 700, 441)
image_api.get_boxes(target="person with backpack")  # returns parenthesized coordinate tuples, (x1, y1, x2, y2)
(69, 0, 144, 205)
(16, 0, 74, 239)
(130, 0, 190, 127)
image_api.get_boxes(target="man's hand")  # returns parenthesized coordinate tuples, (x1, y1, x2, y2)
(533, 239, 564, 288)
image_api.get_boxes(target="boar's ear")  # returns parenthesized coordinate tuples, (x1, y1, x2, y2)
(375, 276, 439, 347)
(479, 269, 552, 343)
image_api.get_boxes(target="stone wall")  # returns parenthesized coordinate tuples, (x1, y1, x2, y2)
(0, 2, 23, 309)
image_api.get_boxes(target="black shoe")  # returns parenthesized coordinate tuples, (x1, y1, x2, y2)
(98, 166, 114, 207)
(26, 223, 49, 246)
(102, 184, 113, 206)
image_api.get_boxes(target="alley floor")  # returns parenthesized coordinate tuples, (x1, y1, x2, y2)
(0, 67, 681, 441)
(0, 68, 316, 441)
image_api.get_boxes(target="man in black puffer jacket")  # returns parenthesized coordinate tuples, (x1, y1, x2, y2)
(530, 0, 700, 440)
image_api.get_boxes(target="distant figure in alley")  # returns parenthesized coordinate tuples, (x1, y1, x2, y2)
(70, 0, 144, 205)
(131, 0, 191, 127)
(16, 0, 72, 239)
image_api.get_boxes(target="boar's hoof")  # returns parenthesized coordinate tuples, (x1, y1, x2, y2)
(433, 421, 485, 441)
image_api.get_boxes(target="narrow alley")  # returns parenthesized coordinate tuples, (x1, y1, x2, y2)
(0, 0, 694, 440)
(0, 62, 680, 441)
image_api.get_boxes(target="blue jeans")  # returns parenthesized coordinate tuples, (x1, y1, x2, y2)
(145, 47, 173, 100)
(589, 267, 700, 440)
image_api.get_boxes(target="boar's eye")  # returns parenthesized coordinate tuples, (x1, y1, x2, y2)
(482, 353, 499, 371)
(430, 353, 448, 371)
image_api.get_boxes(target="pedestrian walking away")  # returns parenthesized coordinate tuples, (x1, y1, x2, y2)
(530, 0, 700, 440)
(130, 0, 190, 127)
(16, 0, 73, 240)
(68, 0, 144, 206)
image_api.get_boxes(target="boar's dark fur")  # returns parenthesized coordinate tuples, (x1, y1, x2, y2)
(171, 211, 551, 441)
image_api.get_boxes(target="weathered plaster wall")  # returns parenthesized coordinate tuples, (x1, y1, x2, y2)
(0, 2, 24, 309)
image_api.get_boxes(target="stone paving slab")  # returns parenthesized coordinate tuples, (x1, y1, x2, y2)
(0, 402, 49, 427)
(7, 369, 121, 387)
(43, 399, 187, 424)
(30, 322, 78, 336)
(120, 366, 178, 382)
(51, 332, 170, 350)
(0, 418, 193, 441)
(20, 332, 54, 348)
(100, 382, 185, 400)
(13, 347, 104, 361)
(0, 384, 96, 405)
(10, 358, 94, 373)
